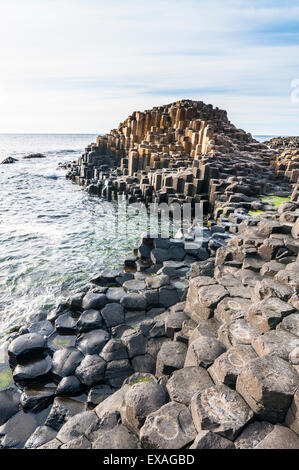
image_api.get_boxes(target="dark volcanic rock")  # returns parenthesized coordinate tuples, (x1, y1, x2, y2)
(8, 333, 46, 366)
(101, 303, 125, 327)
(0, 388, 21, 426)
(82, 292, 107, 311)
(56, 376, 84, 397)
(76, 329, 110, 355)
(13, 356, 52, 386)
(77, 309, 103, 332)
(166, 366, 214, 405)
(75, 355, 106, 387)
(52, 347, 83, 378)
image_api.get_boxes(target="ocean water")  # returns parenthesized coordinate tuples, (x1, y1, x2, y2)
(0, 134, 153, 341)
(0, 133, 278, 341)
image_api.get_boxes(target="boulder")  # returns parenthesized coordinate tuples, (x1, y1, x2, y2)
(189, 430, 235, 449)
(218, 319, 259, 349)
(13, 356, 52, 386)
(121, 330, 147, 359)
(236, 355, 299, 422)
(101, 303, 124, 327)
(28, 320, 55, 337)
(166, 366, 213, 405)
(92, 424, 140, 449)
(100, 339, 128, 362)
(52, 347, 83, 378)
(184, 336, 225, 368)
(56, 376, 83, 397)
(255, 425, 299, 449)
(120, 293, 148, 310)
(20, 383, 55, 413)
(121, 382, 167, 434)
(1, 157, 18, 164)
(185, 280, 228, 322)
(87, 384, 114, 407)
(8, 333, 46, 366)
(82, 293, 107, 311)
(191, 385, 254, 440)
(56, 411, 98, 444)
(104, 360, 134, 388)
(94, 386, 129, 430)
(55, 313, 77, 334)
(24, 425, 57, 449)
(246, 297, 295, 334)
(76, 329, 109, 355)
(75, 355, 106, 387)
(106, 287, 126, 303)
(214, 297, 251, 324)
(77, 309, 103, 332)
(252, 330, 299, 361)
(140, 402, 197, 449)
(285, 386, 299, 435)
(0, 410, 38, 448)
(234, 421, 274, 449)
(61, 435, 91, 449)
(0, 388, 21, 426)
(156, 341, 187, 377)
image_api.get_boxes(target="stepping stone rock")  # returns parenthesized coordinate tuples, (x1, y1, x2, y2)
(131, 354, 156, 373)
(156, 341, 187, 377)
(0, 388, 20, 426)
(147, 337, 171, 360)
(255, 425, 299, 449)
(45, 397, 85, 431)
(278, 313, 299, 337)
(106, 287, 126, 303)
(94, 386, 129, 430)
(28, 320, 55, 337)
(185, 280, 228, 322)
(190, 430, 235, 449)
(122, 280, 146, 292)
(140, 402, 197, 449)
(67, 293, 84, 311)
(214, 297, 251, 324)
(21, 382, 56, 412)
(75, 355, 106, 387)
(77, 310, 103, 332)
(92, 424, 140, 449)
(105, 359, 134, 388)
(121, 382, 168, 434)
(38, 438, 62, 449)
(121, 330, 147, 359)
(13, 356, 52, 386)
(52, 347, 83, 378)
(56, 410, 98, 444)
(191, 385, 254, 440)
(56, 376, 83, 397)
(0, 410, 38, 448)
(123, 372, 157, 386)
(252, 330, 299, 361)
(208, 345, 257, 388)
(120, 293, 148, 310)
(100, 339, 128, 362)
(184, 336, 226, 368)
(101, 303, 124, 327)
(285, 386, 299, 435)
(166, 366, 213, 405)
(252, 279, 293, 303)
(158, 286, 180, 308)
(8, 333, 46, 366)
(234, 421, 274, 449)
(76, 329, 109, 355)
(61, 435, 91, 449)
(145, 274, 170, 289)
(82, 293, 107, 311)
(218, 319, 259, 349)
(165, 310, 189, 339)
(24, 425, 57, 449)
(246, 298, 295, 334)
(236, 355, 299, 423)
(55, 313, 77, 334)
(87, 384, 114, 407)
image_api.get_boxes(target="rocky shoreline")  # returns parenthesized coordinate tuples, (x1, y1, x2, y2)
(0, 100, 299, 449)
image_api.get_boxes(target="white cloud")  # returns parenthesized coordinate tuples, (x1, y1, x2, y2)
(0, 0, 298, 133)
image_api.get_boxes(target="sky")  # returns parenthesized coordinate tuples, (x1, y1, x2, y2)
(0, 0, 298, 135)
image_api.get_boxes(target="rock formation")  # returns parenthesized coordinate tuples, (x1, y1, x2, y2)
(65, 100, 289, 213)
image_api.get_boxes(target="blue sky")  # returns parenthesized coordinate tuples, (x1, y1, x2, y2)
(0, 0, 298, 134)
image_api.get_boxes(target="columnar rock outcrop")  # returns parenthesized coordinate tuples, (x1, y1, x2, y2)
(64, 100, 289, 213)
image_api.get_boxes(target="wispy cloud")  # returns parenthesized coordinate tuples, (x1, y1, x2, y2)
(0, 0, 298, 133)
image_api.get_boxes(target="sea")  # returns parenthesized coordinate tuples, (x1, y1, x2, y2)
(0, 133, 281, 340)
